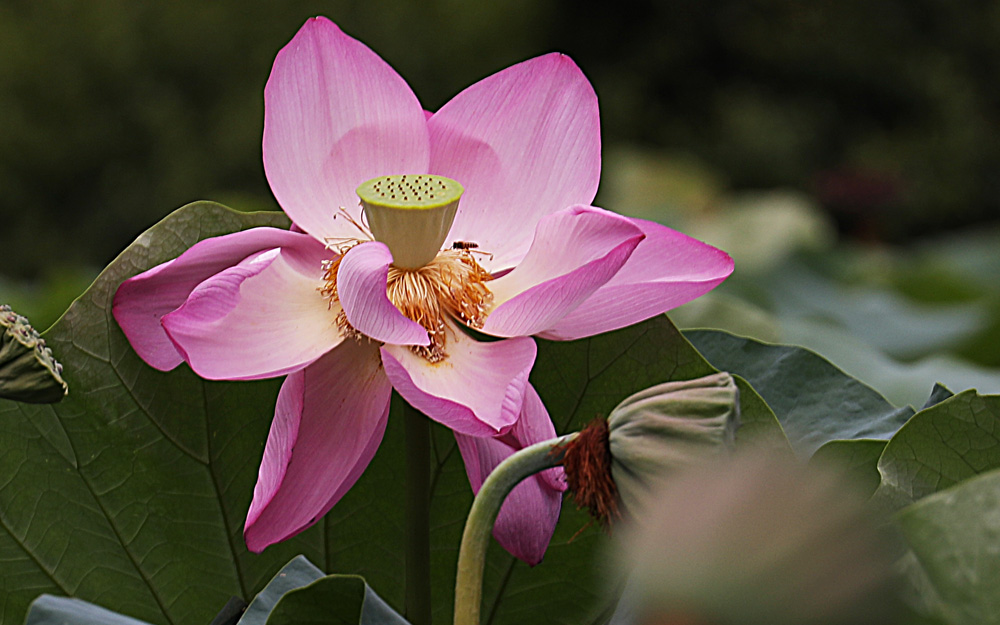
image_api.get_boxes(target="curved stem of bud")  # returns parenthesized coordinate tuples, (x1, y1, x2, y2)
(453, 432, 578, 625)
(403, 399, 432, 625)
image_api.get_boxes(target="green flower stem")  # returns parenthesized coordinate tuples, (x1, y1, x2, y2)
(403, 400, 432, 625)
(453, 432, 578, 625)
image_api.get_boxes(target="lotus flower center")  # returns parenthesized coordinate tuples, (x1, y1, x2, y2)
(320, 174, 494, 363)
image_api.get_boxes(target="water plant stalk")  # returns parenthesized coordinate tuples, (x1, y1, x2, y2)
(453, 432, 577, 625)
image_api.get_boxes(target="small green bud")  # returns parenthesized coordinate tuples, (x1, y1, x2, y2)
(0, 305, 68, 404)
(608, 372, 740, 518)
(559, 372, 740, 527)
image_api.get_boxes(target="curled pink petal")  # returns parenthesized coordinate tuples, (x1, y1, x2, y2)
(264, 17, 430, 241)
(507, 386, 566, 493)
(161, 241, 341, 381)
(455, 385, 565, 565)
(380, 328, 536, 436)
(245, 339, 391, 552)
(540, 214, 734, 341)
(481, 206, 644, 337)
(338, 242, 430, 346)
(429, 53, 601, 271)
(113, 228, 321, 371)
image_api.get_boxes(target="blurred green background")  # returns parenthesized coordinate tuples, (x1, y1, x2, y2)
(2, 0, 998, 402)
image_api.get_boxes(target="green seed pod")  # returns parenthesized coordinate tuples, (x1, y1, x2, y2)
(608, 372, 740, 518)
(0, 305, 68, 404)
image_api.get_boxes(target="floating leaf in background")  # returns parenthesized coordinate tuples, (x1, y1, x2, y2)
(896, 468, 1000, 625)
(25, 595, 154, 625)
(22, 554, 406, 625)
(237, 556, 327, 625)
(767, 263, 988, 361)
(872, 390, 1000, 512)
(264, 575, 408, 625)
(684, 329, 913, 454)
(235, 556, 406, 625)
(774, 317, 1000, 410)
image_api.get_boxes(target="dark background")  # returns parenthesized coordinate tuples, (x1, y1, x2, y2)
(1, 0, 998, 280)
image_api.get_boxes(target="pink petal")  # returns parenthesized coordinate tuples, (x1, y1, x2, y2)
(481, 206, 644, 337)
(337, 242, 429, 346)
(506, 385, 567, 493)
(161, 240, 341, 381)
(113, 228, 319, 371)
(428, 53, 600, 271)
(455, 385, 565, 565)
(263, 17, 430, 242)
(540, 214, 735, 341)
(380, 328, 536, 436)
(244, 339, 391, 552)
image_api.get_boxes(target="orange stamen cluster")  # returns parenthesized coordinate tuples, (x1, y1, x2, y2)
(321, 247, 493, 362)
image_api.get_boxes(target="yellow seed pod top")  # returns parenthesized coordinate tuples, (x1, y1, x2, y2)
(357, 175, 464, 270)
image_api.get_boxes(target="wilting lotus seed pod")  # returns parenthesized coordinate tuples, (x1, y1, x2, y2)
(560, 372, 740, 526)
(0, 305, 68, 404)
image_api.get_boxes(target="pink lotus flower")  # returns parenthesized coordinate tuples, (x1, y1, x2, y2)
(112, 17, 733, 564)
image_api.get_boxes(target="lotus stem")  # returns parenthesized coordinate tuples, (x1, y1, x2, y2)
(404, 400, 432, 625)
(453, 432, 577, 625)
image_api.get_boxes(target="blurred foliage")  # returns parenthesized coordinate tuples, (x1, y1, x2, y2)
(2, 0, 999, 283)
(602, 148, 1000, 409)
(0, 0, 556, 281)
(0, 268, 96, 332)
(562, 0, 1000, 241)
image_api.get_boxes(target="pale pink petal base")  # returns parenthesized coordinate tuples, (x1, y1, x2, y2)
(455, 385, 565, 565)
(380, 328, 536, 436)
(337, 242, 429, 346)
(540, 214, 735, 340)
(113, 227, 317, 371)
(482, 206, 644, 337)
(161, 240, 341, 381)
(245, 339, 391, 552)
(429, 53, 601, 272)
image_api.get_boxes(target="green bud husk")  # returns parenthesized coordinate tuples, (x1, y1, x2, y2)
(0, 305, 68, 404)
(608, 372, 739, 517)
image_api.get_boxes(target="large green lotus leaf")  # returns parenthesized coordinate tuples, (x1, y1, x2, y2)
(872, 390, 1000, 512)
(685, 329, 914, 454)
(0, 201, 786, 625)
(0, 203, 303, 625)
(896, 467, 1000, 625)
